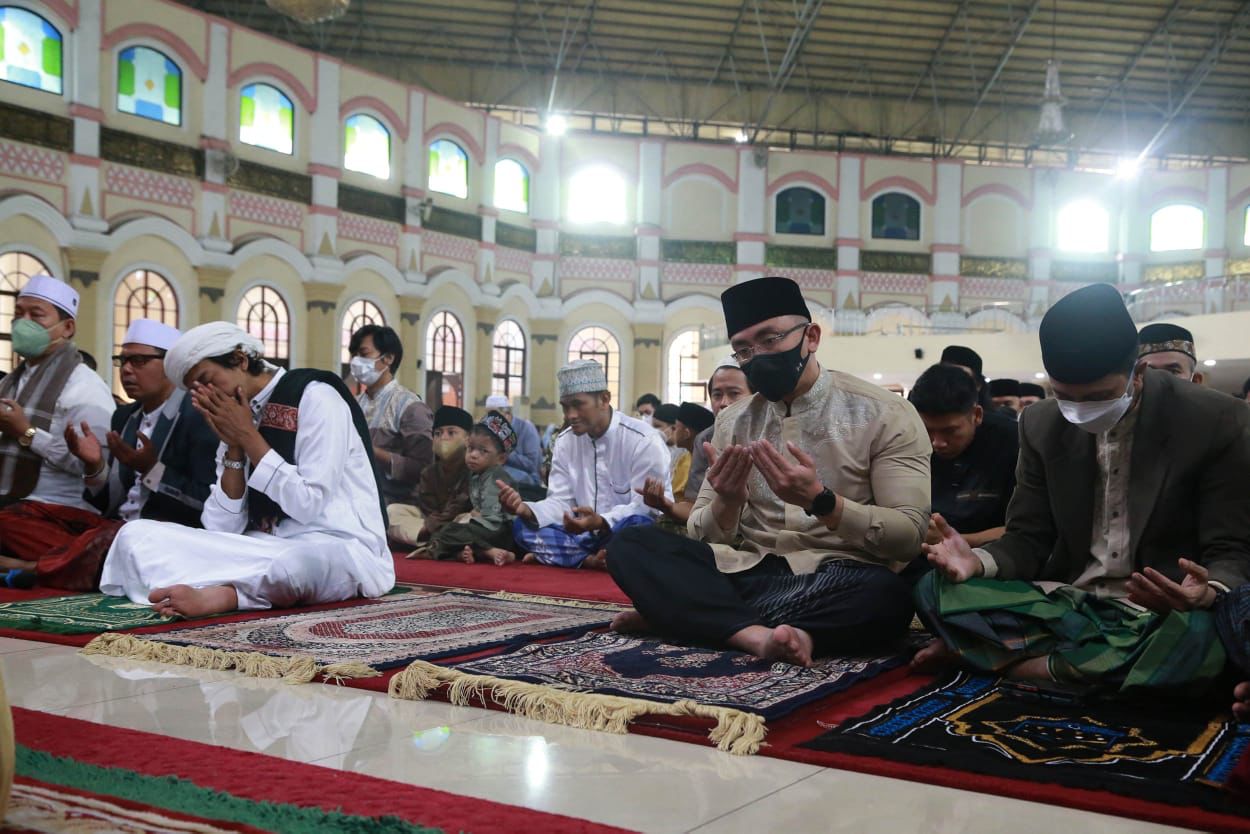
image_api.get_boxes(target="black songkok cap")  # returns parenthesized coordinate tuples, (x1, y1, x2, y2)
(988, 378, 1021, 397)
(721, 276, 811, 339)
(653, 403, 680, 425)
(1019, 382, 1046, 399)
(940, 345, 983, 377)
(433, 405, 473, 432)
(1039, 283, 1137, 384)
(677, 401, 715, 434)
(1138, 322, 1196, 361)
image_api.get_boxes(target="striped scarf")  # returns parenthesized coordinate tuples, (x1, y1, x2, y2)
(0, 341, 81, 499)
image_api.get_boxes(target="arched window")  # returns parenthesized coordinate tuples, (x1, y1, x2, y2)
(344, 114, 390, 180)
(428, 139, 468, 199)
(239, 83, 294, 155)
(666, 329, 704, 405)
(494, 159, 529, 214)
(426, 310, 464, 407)
(0, 7, 62, 95)
(871, 192, 921, 241)
(113, 268, 179, 396)
(236, 285, 290, 367)
(569, 165, 627, 225)
(0, 252, 47, 373)
(1056, 200, 1110, 253)
(775, 187, 825, 235)
(117, 46, 181, 126)
(492, 319, 526, 399)
(340, 298, 386, 373)
(1150, 204, 1204, 252)
(568, 326, 621, 405)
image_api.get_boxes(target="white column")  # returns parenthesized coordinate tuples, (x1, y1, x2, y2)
(929, 160, 962, 317)
(531, 133, 561, 296)
(198, 22, 231, 252)
(306, 57, 341, 263)
(1118, 175, 1144, 286)
(1206, 166, 1229, 279)
(401, 89, 427, 280)
(67, 0, 105, 232)
(636, 140, 663, 299)
(735, 147, 766, 283)
(1027, 168, 1055, 322)
(478, 118, 500, 286)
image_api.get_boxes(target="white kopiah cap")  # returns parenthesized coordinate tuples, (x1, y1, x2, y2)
(19, 275, 78, 317)
(484, 394, 511, 408)
(123, 318, 181, 351)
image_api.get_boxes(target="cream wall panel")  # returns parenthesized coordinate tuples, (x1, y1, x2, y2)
(0, 215, 67, 276)
(561, 279, 633, 300)
(663, 143, 736, 180)
(664, 178, 730, 240)
(0, 174, 68, 215)
(962, 195, 1026, 256)
(100, 193, 194, 231)
(227, 220, 302, 252)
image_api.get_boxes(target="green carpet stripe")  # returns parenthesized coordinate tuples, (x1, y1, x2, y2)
(16, 746, 447, 834)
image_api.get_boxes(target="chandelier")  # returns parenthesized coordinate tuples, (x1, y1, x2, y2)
(264, 0, 350, 24)
(1034, 59, 1071, 146)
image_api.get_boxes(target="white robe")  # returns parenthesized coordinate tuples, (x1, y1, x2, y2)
(100, 369, 395, 610)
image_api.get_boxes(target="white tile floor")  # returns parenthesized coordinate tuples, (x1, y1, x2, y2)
(1, 637, 1193, 833)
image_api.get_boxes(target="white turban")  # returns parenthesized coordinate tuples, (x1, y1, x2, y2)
(165, 322, 265, 388)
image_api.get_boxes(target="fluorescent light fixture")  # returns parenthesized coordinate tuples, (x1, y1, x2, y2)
(1034, 372, 1047, 379)
(1203, 359, 1217, 367)
(872, 373, 883, 380)
(545, 114, 567, 136)
(1115, 156, 1140, 179)
(733, 129, 749, 144)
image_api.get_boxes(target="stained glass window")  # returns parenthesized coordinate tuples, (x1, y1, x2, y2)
(775, 187, 825, 235)
(344, 114, 390, 180)
(427, 310, 464, 407)
(1056, 200, 1109, 253)
(494, 159, 529, 214)
(239, 83, 294, 155)
(428, 140, 468, 199)
(492, 319, 526, 399)
(1150, 204, 1204, 252)
(112, 269, 179, 396)
(871, 193, 921, 241)
(569, 166, 627, 225)
(666, 329, 704, 405)
(236, 285, 290, 367)
(340, 298, 385, 370)
(568, 326, 621, 405)
(0, 7, 61, 95)
(117, 46, 181, 126)
(0, 251, 45, 373)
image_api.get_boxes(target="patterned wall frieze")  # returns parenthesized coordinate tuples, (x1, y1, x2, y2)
(227, 160, 312, 204)
(662, 262, 734, 284)
(338, 212, 400, 247)
(859, 250, 930, 275)
(556, 256, 636, 282)
(0, 139, 66, 182)
(662, 239, 735, 264)
(229, 191, 303, 229)
(0, 102, 72, 151)
(337, 184, 405, 223)
(496, 222, 537, 253)
(769, 267, 834, 290)
(860, 272, 929, 295)
(495, 246, 533, 274)
(423, 229, 478, 264)
(100, 128, 199, 178)
(1142, 261, 1204, 283)
(1229, 258, 1250, 276)
(960, 256, 1028, 280)
(104, 164, 195, 207)
(558, 233, 636, 259)
(424, 206, 482, 240)
(764, 244, 837, 270)
(1051, 260, 1117, 283)
(961, 277, 1029, 300)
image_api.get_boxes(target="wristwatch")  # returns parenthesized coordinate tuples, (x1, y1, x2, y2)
(805, 486, 837, 518)
(17, 427, 36, 448)
(221, 458, 245, 471)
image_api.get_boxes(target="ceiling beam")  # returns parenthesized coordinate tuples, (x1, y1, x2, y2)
(904, 0, 975, 105)
(748, 0, 825, 140)
(1089, 0, 1186, 127)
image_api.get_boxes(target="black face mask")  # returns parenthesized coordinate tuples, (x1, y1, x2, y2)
(742, 341, 810, 402)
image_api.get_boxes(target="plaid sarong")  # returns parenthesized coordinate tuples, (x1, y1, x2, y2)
(0, 341, 81, 499)
(915, 572, 1226, 693)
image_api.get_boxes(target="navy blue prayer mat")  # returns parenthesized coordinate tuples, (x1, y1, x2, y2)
(453, 631, 908, 720)
(802, 671, 1250, 813)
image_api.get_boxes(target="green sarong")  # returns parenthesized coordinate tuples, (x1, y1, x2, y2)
(914, 572, 1226, 693)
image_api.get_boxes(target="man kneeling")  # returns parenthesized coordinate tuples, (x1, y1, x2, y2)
(99, 322, 395, 617)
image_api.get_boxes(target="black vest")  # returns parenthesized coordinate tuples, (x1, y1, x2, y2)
(248, 369, 389, 530)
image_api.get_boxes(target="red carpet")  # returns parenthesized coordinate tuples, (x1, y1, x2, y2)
(393, 553, 630, 604)
(13, 706, 633, 833)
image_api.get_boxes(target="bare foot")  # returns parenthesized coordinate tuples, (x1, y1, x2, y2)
(0, 555, 36, 571)
(147, 584, 238, 619)
(521, 552, 539, 564)
(1234, 682, 1250, 722)
(458, 545, 475, 565)
(610, 608, 651, 634)
(582, 549, 608, 571)
(761, 624, 814, 667)
(482, 547, 516, 566)
(910, 638, 955, 671)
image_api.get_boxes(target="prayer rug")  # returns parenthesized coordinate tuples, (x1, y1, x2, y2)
(136, 590, 619, 670)
(453, 631, 906, 720)
(12, 707, 632, 834)
(801, 671, 1250, 816)
(391, 554, 631, 604)
(0, 592, 171, 634)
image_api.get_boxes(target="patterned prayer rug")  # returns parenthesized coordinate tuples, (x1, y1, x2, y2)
(141, 590, 619, 670)
(0, 593, 171, 634)
(802, 671, 1250, 813)
(453, 631, 908, 720)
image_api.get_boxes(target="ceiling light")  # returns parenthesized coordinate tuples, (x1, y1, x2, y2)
(545, 114, 567, 136)
(872, 373, 883, 381)
(1034, 372, 1047, 379)
(733, 129, 749, 144)
(1203, 359, 1217, 367)
(1115, 156, 1140, 179)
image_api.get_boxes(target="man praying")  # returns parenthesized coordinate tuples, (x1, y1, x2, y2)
(100, 322, 395, 617)
(917, 284, 1250, 692)
(1137, 322, 1204, 384)
(608, 276, 932, 666)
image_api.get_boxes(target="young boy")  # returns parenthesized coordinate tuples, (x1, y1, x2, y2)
(428, 411, 519, 565)
(394, 406, 474, 557)
(638, 401, 715, 530)
(650, 403, 690, 497)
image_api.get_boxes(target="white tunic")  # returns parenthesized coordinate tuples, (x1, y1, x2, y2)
(525, 409, 670, 529)
(100, 369, 395, 610)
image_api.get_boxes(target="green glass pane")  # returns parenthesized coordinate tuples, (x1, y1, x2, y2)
(42, 38, 60, 78)
(0, 22, 6, 63)
(117, 58, 135, 96)
(240, 94, 255, 128)
(279, 105, 293, 135)
(164, 72, 180, 110)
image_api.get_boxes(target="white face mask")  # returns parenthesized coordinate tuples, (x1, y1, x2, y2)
(350, 355, 384, 387)
(1057, 377, 1135, 434)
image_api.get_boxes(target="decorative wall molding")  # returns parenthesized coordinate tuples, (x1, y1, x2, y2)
(765, 244, 837, 270)
(770, 267, 834, 290)
(960, 256, 1028, 279)
(860, 250, 931, 275)
(495, 246, 534, 274)
(423, 230, 478, 265)
(228, 161, 312, 204)
(0, 103, 71, 152)
(557, 256, 636, 282)
(229, 192, 304, 229)
(496, 222, 537, 253)
(424, 206, 482, 240)
(100, 128, 199, 179)
(69, 269, 99, 288)
(307, 300, 336, 313)
(532, 333, 557, 344)
(860, 272, 929, 295)
(338, 184, 404, 223)
(962, 277, 1029, 300)
(199, 286, 225, 303)
(338, 212, 400, 247)
(662, 262, 734, 284)
(0, 140, 67, 182)
(400, 312, 420, 325)
(1142, 261, 1204, 283)
(662, 239, 735, 264)
(104, 164, 196, 208)
(633, 337, 661, 348)
(559, 233, 636, 260)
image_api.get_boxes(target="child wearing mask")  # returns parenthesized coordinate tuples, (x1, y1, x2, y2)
(427, 411, 518, 565)
(650, 403, 690, 498)
(391, 406, 474, 557)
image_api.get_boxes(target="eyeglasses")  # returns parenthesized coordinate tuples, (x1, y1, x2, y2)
(112, 354, 163, 369)
(729, 322, 809, 364)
